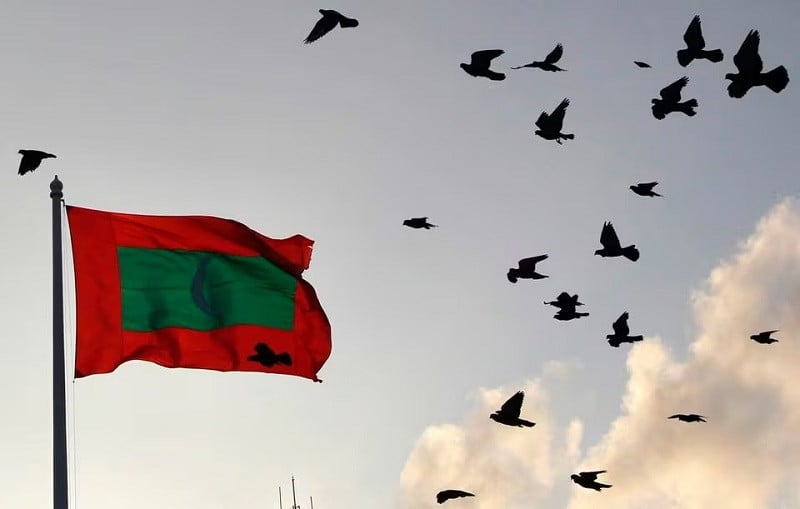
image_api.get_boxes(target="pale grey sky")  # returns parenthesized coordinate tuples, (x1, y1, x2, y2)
(1, 1, 798, 508)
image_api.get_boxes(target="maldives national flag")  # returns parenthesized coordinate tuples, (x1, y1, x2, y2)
(66, 206, 331, 382)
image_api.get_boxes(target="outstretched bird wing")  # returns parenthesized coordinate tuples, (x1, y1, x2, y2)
(499, 391, 524, 417)
(548, 98, 569, 130)
(535, 111, 550, 130)
(668, 414, 684, 419)
(660, 76, 689, 102)
(600, 222, 622, 250)
(518, 254, 548, 271)
(612, 312, 630, 336)
(580, 471, 606, 480)
(634, 61, 651, 68)
(683, 15, 706, 49)
(304, 10, 340, 43)
(639, 182, 658, 191)
(471, 49, 504, 68)
(436, 490, 474, 504)
(544, 43, 563, 64)
(733, 30, 763, 75)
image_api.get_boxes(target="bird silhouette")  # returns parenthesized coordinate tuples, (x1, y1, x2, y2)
(303, 9, 359, 44)
(247, 342, 292, 367)
(669, 413, 707, 423)
(545, 291, 584, 310)
(750, 330, 779, 344)
(545, 292, 589, 320)
(403, 217, 438, 229)
(595, 222, 639, 261)
(436, 490, 475, 504)
(606, 312, 644, 347)
(512, 43, 566, 71)
(507, 255, 548, 283)
(726, 30, 789, 98)
(489, 391, 535, 427)
(18, 149, 56, 176)
(677, 15, 724, 67)
(651, 77, 698, 120)
(571, 471, 611, 491)
(534, 98, 574, 144)
(460, 50, 506, 81)
(554, 308, 590, 321)
(634, 61, 651, 68)
(630, 182, 662, 197)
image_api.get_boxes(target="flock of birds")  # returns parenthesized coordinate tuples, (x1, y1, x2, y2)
(14, 7, 791, 504)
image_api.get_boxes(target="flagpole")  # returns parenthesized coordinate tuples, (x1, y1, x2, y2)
(51, 176, 69, 509)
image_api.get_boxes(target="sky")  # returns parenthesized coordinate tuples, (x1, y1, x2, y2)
(0, 0, 798, 508)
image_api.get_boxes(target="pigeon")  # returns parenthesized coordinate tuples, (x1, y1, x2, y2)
(546, 292, 589, 320)
(489, 391, 535, 427)
(750, 330, 779, 344)
(534, 98, 574, 144)
(460, 50, 506, 81)
(303, 9, 359, 44)
(512, 43, 566, 71)
(436, 490, 475, 504)
(725, 30, 789, 98)
(634, 61, 651, 68)
(677, 15, 724, 67)
(507, 255, 548, 283)
(669, 413, 707, 423)
(403, 217, 438, 229)
(544, 291, 584, 310)
(248, 342, 292, 367)
(651, 77, 698, 120)
(606, 312, 644, 348)
(18, 149, 56, 176)
(630, 182, 662, 197)
(554, 308, 589, 321)
(571, 471, 611, 491)
(594, 222, 639, 262)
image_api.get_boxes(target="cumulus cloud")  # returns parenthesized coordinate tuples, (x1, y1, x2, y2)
(399, 198, 800, 509)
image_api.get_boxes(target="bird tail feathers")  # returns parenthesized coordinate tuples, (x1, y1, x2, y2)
(764, 66, 790, 94)
(629, 335, 644, 342)
(276, 353, 292, 366)
(339, 17, 359, 28)
(562, 133, 575, 140)
(518, 419, 536, 427)
(678, 99, 698, 116)
(623, 245, 640, 262)
(702, 49, 724, 63)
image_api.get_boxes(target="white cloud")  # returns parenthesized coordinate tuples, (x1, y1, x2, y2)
(399, 198, 800, 509)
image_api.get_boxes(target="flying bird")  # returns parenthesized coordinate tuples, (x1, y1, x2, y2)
(571, 471, 611, 491)
(651, 77, 698, 119)
(546, 292, 589, 320)
(403, 217, 437, 229)
(677, 15, 724, 67)
(303, 9, 359, 44)
(18, 149, 56, 176)
(460, 49, 506, 81)
(507, 255, 548, 283)
(669, 413, 707, 423)
(750, 330, 779, 344)
(436, 490, 475, 504)
(606, 312, 644, 348)
(634, 61, 651, 68)
(512, 43, 566, 71)
(247, 342, 292, 367)
(544, 291, 584, 310)
(630, 182, 662, 197)
(594, 222, 639, 261)
(554, 308, 589, 321)
(534, 98, 574, 144)
(489, 391, 535, 428)
(725, 30, 789, 98)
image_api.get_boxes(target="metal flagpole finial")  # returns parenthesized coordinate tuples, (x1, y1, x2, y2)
(50, 175, 63, 199)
